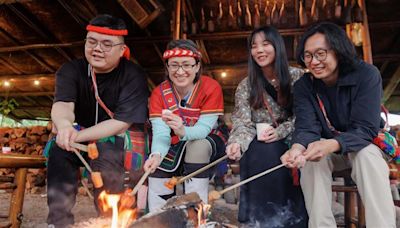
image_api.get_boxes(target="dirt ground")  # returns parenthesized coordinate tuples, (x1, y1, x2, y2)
(0, 191, 97, 228)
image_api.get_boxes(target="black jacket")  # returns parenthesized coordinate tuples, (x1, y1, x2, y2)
(292, 61, 382, 154)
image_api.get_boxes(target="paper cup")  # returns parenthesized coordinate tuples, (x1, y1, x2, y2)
(256, 123, 272, 141)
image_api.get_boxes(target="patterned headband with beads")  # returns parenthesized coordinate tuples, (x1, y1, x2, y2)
(163, 48, 202, 60)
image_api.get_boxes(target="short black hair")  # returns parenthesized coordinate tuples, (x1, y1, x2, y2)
(89, 14, 127, 30)
(165, 39, 202, 83)
(296, 22, 358, 75)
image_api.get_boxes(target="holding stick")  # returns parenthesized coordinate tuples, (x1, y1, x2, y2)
(164, 155, 228, 189)
(120, 169, 152, 208)
(208, 163, 286, 202)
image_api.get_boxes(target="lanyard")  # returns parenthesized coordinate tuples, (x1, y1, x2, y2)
(263, 93, 279, 128)
(315, 93, 340, 136)
(88, 64, 114, 124)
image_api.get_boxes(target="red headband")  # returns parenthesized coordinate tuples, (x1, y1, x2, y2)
(86, 25, 130, 60)
(86, 25, 128, 36)
(163, 48, 202, 60)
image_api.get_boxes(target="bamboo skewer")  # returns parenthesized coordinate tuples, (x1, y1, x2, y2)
(165, 154, 228, 189)
(69, 142, 92, 173)
(73, 150, 92, 173)
(120, 169, 152, 208)
(129, 169, 152, 196)
(70, 142, 88, 152)
(208, 163, 286, 201)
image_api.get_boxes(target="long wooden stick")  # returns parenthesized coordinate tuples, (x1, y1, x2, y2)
(69, 142, 92, 172)
(176, 154, 228, 185)
(129, 169, 152, 196)
(219, 163, 286, 195)
(70, 142, 88, 152)
(73, 150, 92, 173)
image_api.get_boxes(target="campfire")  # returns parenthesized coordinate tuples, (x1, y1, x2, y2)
(72, 192, 218, 228)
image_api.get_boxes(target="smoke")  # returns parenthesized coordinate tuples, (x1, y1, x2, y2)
(246, 200, 305, 228)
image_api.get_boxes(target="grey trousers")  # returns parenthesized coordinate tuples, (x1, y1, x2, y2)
(300, 144, 396, 228)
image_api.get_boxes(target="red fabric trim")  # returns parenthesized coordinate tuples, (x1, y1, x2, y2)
(86, 25, 128, 36)
(163, 48, 202, 60)
(291, 168, 300, 186)
(122, 47, 130, 60)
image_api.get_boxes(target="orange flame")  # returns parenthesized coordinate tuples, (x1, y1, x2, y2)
(98, 191, 137, 228)
(196, 203, 211, 226)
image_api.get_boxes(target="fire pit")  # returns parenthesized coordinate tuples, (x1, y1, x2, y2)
(72, 192, 222, 228)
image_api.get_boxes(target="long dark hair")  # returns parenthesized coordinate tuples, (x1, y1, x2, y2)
(248, 26, 291, 109)
(164, 39, 203, 84)
(296, 22, 358, 75)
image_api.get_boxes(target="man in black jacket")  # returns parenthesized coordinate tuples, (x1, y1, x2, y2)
(281, 22, 395, 228)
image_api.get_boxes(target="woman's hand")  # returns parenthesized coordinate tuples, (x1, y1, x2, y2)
(281, 143, 307, 168)
(162, 112, 185, 138)
(261, 127, 279, 143)
(226, 143, 242, 160)
(144, 154, 162, 173)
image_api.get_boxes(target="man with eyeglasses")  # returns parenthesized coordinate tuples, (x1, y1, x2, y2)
(281, 22, 396, 227)
(47, 14, 148, 227)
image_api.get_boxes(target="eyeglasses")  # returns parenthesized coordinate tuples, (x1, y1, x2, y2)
(301, 49, 330, 64)
(167, 63, 197, 72)
(85, 38, 124, 52)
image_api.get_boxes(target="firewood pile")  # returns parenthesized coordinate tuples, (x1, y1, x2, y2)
(0, 125, 51, 155)
(0, 125, 51, 193)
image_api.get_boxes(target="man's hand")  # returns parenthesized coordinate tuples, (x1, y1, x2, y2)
(281, 143, 307, 168)
(162, 112, 185, 138)
(226, 143, 241, 160)
(55, 125, 78, 152)
(303, 139, 340, 161)
(144, 154, 162, 173)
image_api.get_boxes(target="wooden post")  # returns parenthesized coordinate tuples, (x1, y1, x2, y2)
(9, 168, 27, 228)
(173, 0, 181, 40)
(359, 0, 373, 64)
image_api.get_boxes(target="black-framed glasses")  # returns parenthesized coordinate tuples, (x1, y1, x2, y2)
(301, 48, 330, 64)
(84, 38, 124, 52)
(167, 63, 197, 72)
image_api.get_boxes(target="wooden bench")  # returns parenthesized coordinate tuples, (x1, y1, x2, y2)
(0, 153, 46, 228)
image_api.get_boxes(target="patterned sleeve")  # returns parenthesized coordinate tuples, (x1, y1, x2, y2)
(149, 85, 164, 119)
(275, 67, 305, 140)
(227, 78, 256, 153)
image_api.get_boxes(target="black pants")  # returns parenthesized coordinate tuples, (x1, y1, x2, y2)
(46, 138, 125, 227)
(238, 138, 308, 228)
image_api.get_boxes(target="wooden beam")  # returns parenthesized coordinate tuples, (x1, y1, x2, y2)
(0, 56, 23, 74)
(0, 28, 55, 72)
(0, 41, 83, 53)
(360, 0, 373, 64)
(0, 91, 54, 97)
(0, 73, 54, 81)
(380, 61, 390, 75)
(383, 66, 400, 103)
(174, 0, 182, 40)
(6, 4, 74, 61)
(57, 0, 87, 28)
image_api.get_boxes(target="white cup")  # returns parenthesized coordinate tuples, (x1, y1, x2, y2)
(2, 147, 11, 154)
(256, 123, 272, 141)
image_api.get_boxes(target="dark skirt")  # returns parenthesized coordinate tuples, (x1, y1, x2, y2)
(238, 138, 308, 228)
